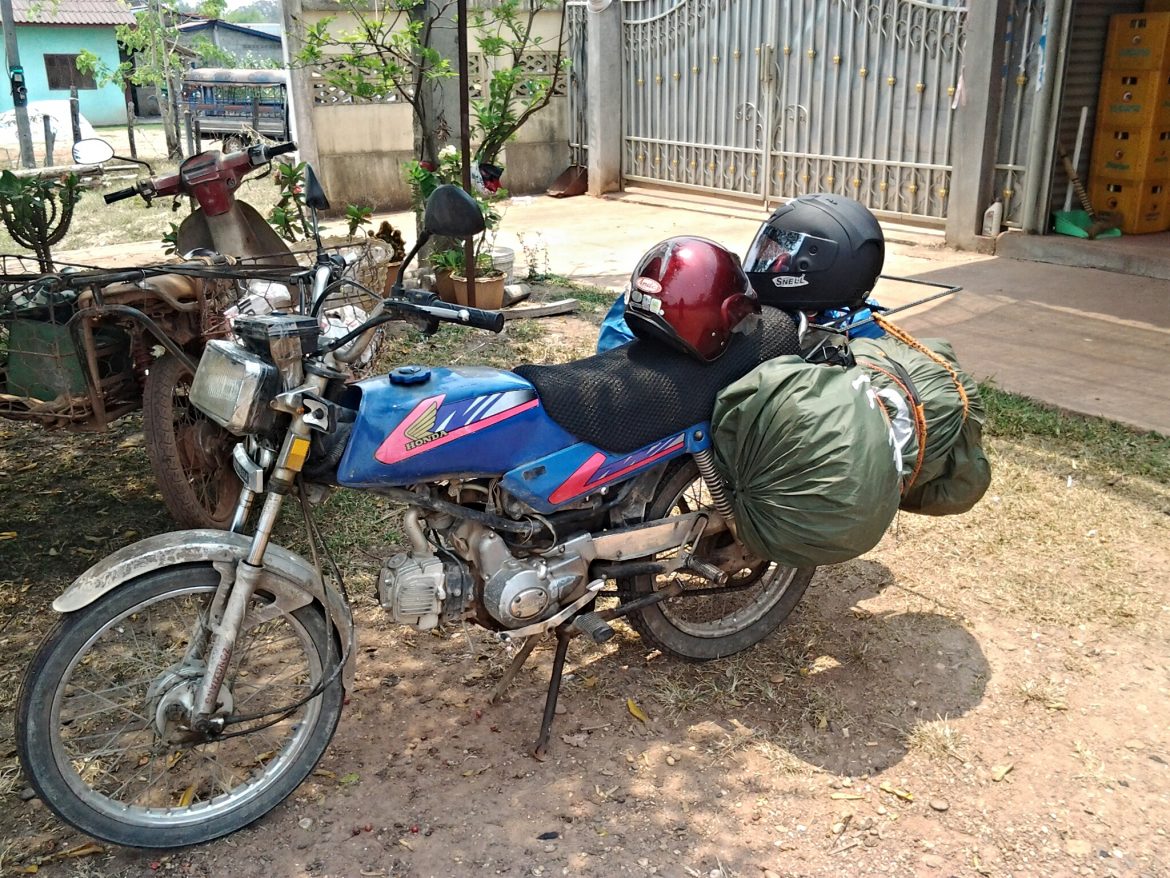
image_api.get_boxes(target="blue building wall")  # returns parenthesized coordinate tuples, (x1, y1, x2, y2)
(0, 26, 128, 126)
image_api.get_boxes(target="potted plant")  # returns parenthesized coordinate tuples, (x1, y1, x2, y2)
(429, 247, 464, 302)
(371, 220, 407, 295)
(451, 252, 506, 310)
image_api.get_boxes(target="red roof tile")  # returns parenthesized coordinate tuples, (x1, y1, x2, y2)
(13, 0, 135, 26)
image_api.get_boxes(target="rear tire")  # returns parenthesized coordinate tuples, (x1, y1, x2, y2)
(16, 565, 344, 847)
(618, 459, 814, 661)
(143, 354, 241, 529)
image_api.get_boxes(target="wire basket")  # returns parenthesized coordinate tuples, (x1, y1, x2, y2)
(0, 256, 103, 427)
(0, 256, 252, 429)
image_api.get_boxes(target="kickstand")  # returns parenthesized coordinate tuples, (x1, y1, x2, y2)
(488, 634, 540, 705)
(531, 624, 572, 760)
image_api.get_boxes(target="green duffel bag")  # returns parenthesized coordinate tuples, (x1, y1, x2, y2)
(851, 335, 984, 467)
(900, 418, 991, 515)
(711, 355, 903, 568)
(850, 334, 990, 515)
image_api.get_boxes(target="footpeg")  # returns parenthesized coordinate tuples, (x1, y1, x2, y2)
(686, 557, 728, 585)
(572, 611, 615, 644)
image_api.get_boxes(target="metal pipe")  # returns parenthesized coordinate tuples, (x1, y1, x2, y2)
(229, 488, 256, 534)
(1021, 0, 1068, 233)
(403, 508, 429, 556)
(940, 1, 964, 217)
(1003, 1, 1033, 226)
(457, 0, 475, 308)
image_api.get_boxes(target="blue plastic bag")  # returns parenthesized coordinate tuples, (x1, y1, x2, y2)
(597, 294, 636, 353)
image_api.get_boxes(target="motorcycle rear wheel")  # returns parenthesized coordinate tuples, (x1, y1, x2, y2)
(143, 354, 241, 529)
(618, 459, 814, 661)
(16, 565, 344, 847)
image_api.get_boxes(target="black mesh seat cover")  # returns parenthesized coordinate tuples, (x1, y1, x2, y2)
(514, 308, 801, 454)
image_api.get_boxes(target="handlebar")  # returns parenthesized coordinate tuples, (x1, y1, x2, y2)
(104, 184, 140, 205)
(260, 141, 297, 160)
(252, 141, 297, 165)
(426, 297, 506, 333)
(319, 290, 504, 356)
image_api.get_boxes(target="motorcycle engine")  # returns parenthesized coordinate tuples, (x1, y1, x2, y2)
(378, 553, 471, 630)
(457, 523, 587, 630)
(482, 558, 577, 628)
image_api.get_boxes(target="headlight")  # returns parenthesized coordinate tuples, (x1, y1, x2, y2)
(189, 340, 279, 435)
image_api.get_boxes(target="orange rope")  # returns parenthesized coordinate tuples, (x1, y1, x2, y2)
(873, 314, 970, 421)
(860, 360, 929, 492)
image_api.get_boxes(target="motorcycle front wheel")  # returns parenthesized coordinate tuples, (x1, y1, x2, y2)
(16, 565, 344, 847)
(618, 459, 815, 661)
(143, 354, 241, 529)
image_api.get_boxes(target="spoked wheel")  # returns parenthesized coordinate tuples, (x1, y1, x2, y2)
(221, 134, 248, 154)
(618, 460, 815, 661)
(143, 354, 240, 529)
(16, 566, 344, 847)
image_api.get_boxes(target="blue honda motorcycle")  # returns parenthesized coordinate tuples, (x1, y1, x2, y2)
(16, 186, 819, 848)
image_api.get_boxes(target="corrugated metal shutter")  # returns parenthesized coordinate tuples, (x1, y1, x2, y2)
(1051, 0, 1144, 214)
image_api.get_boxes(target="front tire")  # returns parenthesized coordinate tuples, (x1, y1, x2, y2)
(618, 459, 815, 661)
(143, 354, 241, 529)
(16, 566, 344, 847)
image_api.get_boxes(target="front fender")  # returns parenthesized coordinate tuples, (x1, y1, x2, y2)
(53, 529, 356, 689)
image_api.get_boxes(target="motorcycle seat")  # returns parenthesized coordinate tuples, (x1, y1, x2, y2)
(514, 308, 801, 455)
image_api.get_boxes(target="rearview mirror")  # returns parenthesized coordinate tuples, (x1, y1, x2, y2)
(303, 165, 330, 211)
(72, 138, 114, 165)
(424, 184, 486, 238)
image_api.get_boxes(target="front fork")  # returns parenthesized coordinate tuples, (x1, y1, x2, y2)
(191, 399, 319, 733)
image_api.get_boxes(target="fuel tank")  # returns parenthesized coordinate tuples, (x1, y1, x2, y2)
(336, 365, 577, 487)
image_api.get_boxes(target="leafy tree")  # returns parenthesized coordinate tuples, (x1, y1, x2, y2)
(470, 0, 568, 168)
(196, 0, 227, 19)
(223, 0, 281, 23)
(296, 0, 568, 169)
(77, 0, 187, 158)
(0, 171, 82, 271)
(297, 0, 456, 165)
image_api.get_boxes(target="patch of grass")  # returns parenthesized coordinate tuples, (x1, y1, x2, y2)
(981, 384, 1169, 484)
(1072, 739, 1115, 787)
(1017, 678, 1068, 710)
(905, 716, 966, 764)
(754, 739, 815, 776)
(527, 273, 617, 310)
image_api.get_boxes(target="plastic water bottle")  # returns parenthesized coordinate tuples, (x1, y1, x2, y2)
(982, 199, 1004, 237)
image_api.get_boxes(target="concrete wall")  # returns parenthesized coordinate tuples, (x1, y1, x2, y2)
(313, 101, 415, 210)
(296, 4, 572, 210)
(0, 26, 128, 126)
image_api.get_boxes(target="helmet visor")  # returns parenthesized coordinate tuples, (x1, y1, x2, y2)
(745, 224, 808, 273)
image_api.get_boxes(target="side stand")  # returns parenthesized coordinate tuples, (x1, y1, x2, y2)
(531, 625, 572, 760)
(486, 580, 685, 761)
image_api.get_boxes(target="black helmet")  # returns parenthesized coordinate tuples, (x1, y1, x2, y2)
(744, 193, 885, 310)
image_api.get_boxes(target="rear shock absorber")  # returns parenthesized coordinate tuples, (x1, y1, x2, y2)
(693, 447, 736, 536)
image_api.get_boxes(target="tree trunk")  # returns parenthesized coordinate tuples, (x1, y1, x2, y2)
(411, 0, 461, 166)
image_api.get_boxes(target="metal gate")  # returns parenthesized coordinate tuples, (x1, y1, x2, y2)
(567, 0, 589, 166)
(621, 0, 967, 221)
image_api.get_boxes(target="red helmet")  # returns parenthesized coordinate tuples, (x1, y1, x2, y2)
(625, 237, 761, 362)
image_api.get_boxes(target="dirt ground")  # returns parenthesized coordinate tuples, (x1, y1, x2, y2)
(0, 306, 1169, 878)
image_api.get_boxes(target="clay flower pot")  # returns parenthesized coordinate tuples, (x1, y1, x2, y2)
(433, 267, 457, 303)
(451, 271, 506, 310)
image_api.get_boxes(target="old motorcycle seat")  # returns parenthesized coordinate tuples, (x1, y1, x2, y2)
(514, 308, 801, 455)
